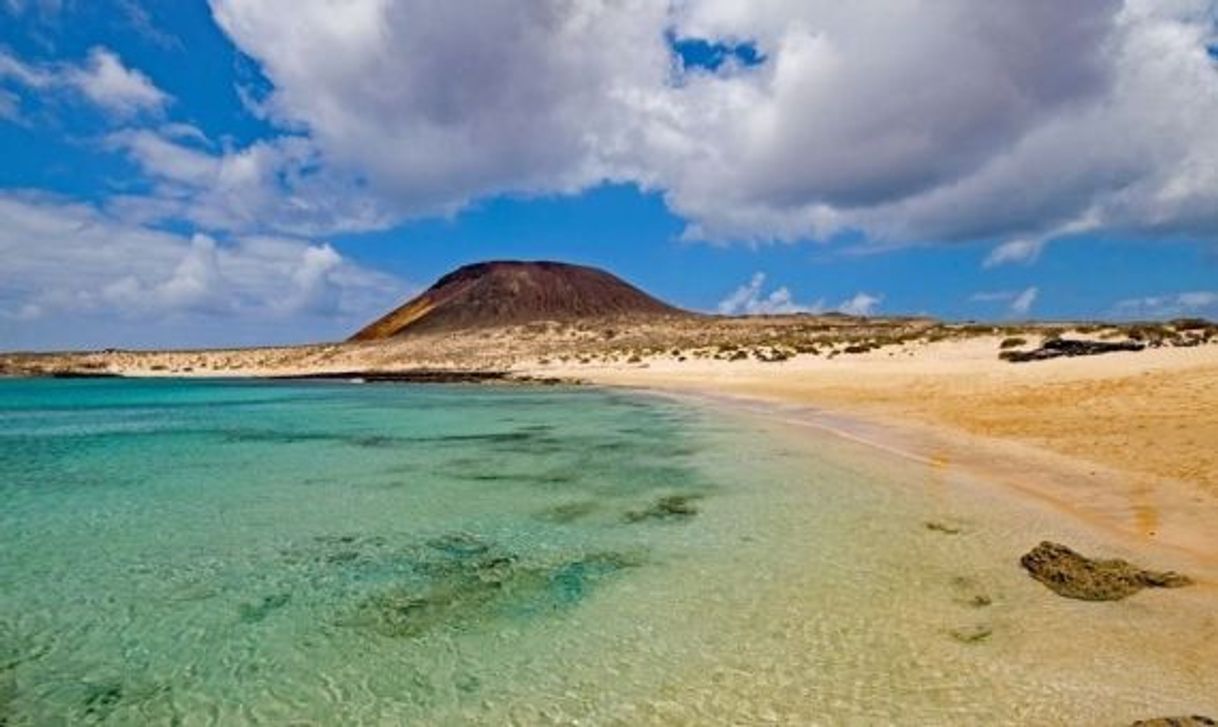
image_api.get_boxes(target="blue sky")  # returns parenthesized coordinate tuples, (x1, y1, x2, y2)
(2, 1, 1217, 349)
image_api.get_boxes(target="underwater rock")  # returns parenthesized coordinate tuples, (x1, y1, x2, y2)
(81, 681, 124, 721)
(1131, 718, 1216, 727)
(426, 532, 490, 558)
(535, 500, 599, 523)
(350, 548, 641, 638)
(949, 575, 993, 608)
(625, 494, 700, 523)
(238, 593, 291, 623)
(1020, 541, 1192, 601)
(948, 624, 993, 644)
(924, 521, 963, 535)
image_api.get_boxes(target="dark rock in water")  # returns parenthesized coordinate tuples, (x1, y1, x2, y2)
(349, 544, 643, 638)
(426, 532, 491, 559)
(948, 575, 993, 608)
(1001, 338, 1144, 363)
(948, 624, 993, 644)
(1020, 541, 1192, 601)
(968, 594, 993, 608)
(924, 520, 963, 535)
(535, 500, 599, 523)
(82, 681, 124, 721)
(625, 494, 701, 523)
(1131, 717, 1217, 727)
(238, 593, 291, 623)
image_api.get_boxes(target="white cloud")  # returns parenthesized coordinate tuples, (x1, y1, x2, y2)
(984, 238, 1046, 268)
(1010, 286, 1039, 316)
(717, 272, 881, 317)
(0, 192, 402, 349)
(9, 2, 1213, 252)
(837, 292, 882, 317)
(190, 0, 1218, 250)
(67, 47, 168, 116)
(105, 129, 388, 235)
(0, 88, 18, 121)
(716, 272, 811, 315)
(0, 46, 168, 117)
(970, 286, 1041, 317)
(1112, 291, 1218, 319)
(209, 0, 671, 222)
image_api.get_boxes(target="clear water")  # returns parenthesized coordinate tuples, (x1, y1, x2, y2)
(1, 379, 1215, 725)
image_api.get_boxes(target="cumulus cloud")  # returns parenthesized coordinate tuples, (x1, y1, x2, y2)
(1112, 291, 1218, 319)
(716, 272, 810, 315)
(190, 0, 1218, 253)
(717, 272, 881, 317)
(105, 128, 389, 235)
(0, 192, 402, 348)
(8, 2, 1209, 250)
(837, 292, 882, 317)
(209, 0, 671, 222)
(0, 46, 168, 117)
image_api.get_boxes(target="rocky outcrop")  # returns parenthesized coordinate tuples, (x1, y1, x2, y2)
(1019, 541, 1192, 601)
(1001, 338, 1144, 363)
(1131, 717, 1216, 726)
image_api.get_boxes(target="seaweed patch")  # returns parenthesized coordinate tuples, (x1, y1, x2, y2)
(345, 542, 643, 638)
(535, 500, 599, 523)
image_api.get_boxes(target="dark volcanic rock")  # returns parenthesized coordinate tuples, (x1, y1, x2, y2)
(273, 370, 511, 383)
(1002, 338, 1144, 363)
(351, 260, 685, 340)
(1020, 541, 1192, 601)
(1131, 718, 1217, 727)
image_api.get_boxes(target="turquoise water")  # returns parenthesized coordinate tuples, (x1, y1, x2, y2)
(2, 379, 1216, 724)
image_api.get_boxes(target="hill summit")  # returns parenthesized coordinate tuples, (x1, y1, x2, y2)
(350, 260, 682, 340)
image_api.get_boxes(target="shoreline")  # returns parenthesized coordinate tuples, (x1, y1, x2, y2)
(633, 385, 1218, 574)
(5, 327, 1217, 571)
(521, 340, 1218, 571)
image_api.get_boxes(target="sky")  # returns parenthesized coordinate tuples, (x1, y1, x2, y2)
(2, 0, 1217, 350)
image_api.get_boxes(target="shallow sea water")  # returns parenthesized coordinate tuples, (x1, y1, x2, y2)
(1, 379, 1215, 725)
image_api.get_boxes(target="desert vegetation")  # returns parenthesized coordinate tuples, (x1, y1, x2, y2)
(2, 315, 1215, 379)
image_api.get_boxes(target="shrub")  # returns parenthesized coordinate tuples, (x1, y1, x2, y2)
(999, 337, 1027, 349)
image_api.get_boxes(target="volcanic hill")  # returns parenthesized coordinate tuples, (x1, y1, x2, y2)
(350, 260, 684, 340)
